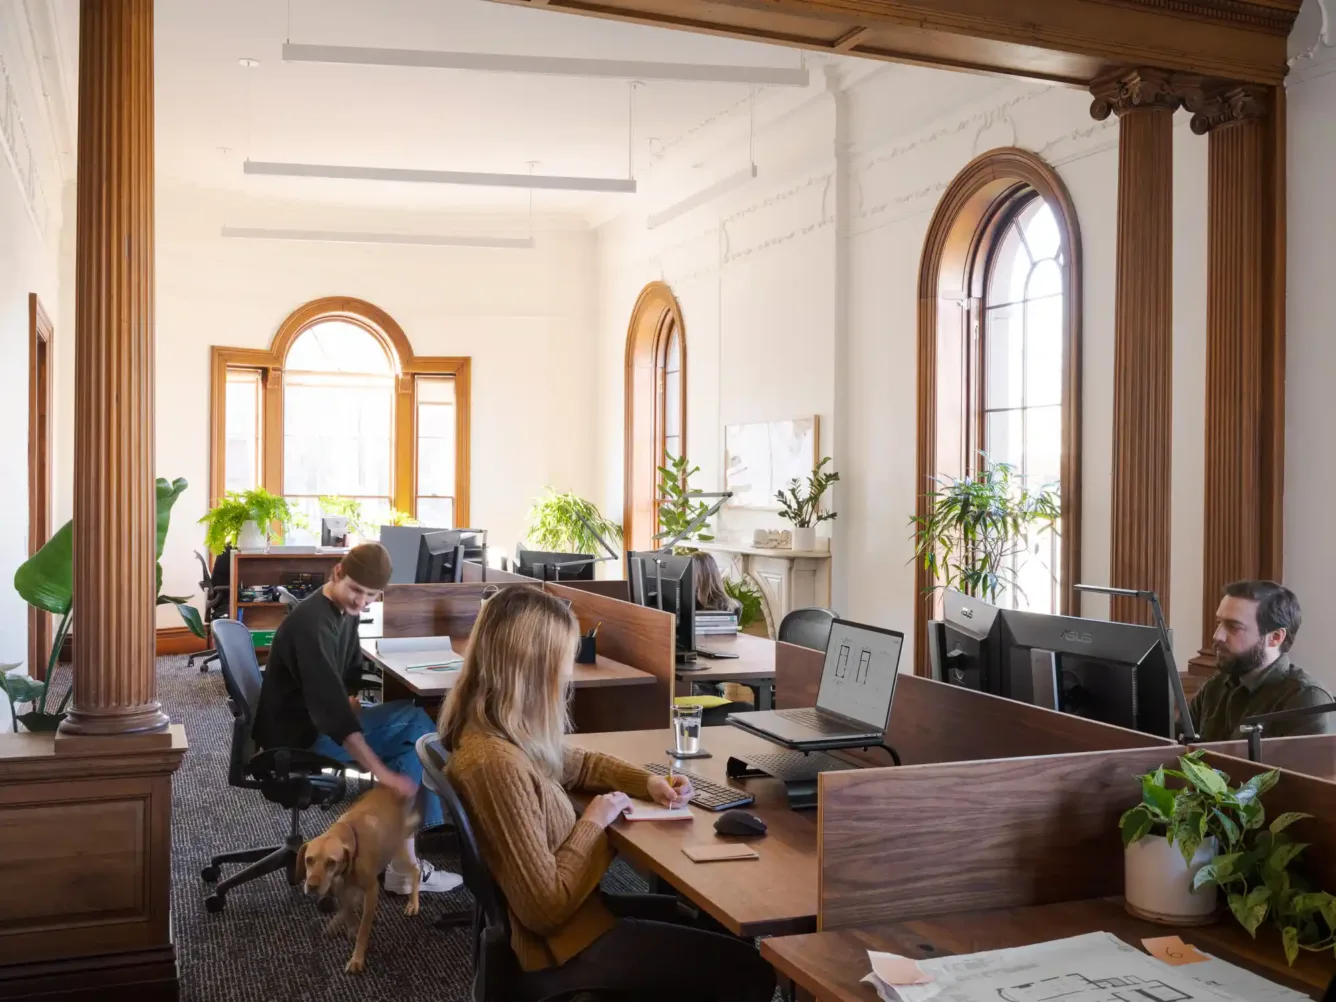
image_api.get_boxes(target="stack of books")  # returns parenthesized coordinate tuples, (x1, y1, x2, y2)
(696, 611, 740, 636)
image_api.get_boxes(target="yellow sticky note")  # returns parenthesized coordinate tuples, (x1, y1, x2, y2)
(869, 951, 933, 985)
(1143, 936, 1210, 966)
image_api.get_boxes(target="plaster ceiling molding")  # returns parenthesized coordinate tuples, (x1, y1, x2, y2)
(1034, 116, 1119, 168)
(971, 109, 1019, 157)
(1286, 0, 1335, 84)
(852, 180, 951, 236)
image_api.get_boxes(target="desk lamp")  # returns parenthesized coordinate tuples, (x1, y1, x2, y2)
(1073, 583, 1197, 744)
(1239, 701, 1336, 763)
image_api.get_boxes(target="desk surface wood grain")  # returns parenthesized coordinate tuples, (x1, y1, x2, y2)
(570, 726, 817, 937)
(363, 642, 654, 696)
(762, 897, 1334, 1001)
(680, 632, 777, 684)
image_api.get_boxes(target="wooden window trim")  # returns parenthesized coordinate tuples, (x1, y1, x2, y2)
(28, 294, 53, 680)
(624, 281, 687, 554)
(913, 148, 1083, 675)
(209, 296, 471, 529)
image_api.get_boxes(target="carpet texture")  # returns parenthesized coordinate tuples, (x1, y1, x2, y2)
(160, 654, 645, 1002)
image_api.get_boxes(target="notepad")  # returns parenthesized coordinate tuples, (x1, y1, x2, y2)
(683, 844, 759, 862)
(376, 636, 464, 672)
(621, 804, 693, 822)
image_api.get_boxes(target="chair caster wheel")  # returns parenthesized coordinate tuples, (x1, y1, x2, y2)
(204, 894, 226, 913)
(201, 865, 221, 883)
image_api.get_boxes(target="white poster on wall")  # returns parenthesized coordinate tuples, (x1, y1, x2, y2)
(724, 417, 819, 509)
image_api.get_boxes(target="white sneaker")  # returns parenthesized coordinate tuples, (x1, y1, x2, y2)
(385, 859, 463, 895)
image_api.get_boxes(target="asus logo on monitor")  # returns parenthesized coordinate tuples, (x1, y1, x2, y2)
(960, 607, 975, 619)
(1061, 630, 1094, 644)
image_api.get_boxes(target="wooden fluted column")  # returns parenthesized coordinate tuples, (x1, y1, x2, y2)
(1090, 69, 1179, 625)
(1185, 85, 1275, 666)
(60, 0, 168, 738)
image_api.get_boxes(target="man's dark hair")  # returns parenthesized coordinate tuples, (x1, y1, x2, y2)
(1223, 580, 1301, 654)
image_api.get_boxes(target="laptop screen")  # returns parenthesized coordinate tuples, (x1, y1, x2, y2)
(816, 619, 905, 730)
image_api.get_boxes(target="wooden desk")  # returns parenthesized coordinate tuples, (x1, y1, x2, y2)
(762, 897, 1333, 1001)
(569, 726, 817, 937)
(683, 632, 777, 709)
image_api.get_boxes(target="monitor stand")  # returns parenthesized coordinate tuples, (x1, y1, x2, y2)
(675, 647, 698, 667)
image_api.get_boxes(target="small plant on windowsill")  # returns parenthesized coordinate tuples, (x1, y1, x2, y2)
(657, 454, 714, 554)
(775, 457, 840, 552)
(527, 490, 622, 555)
(200, 487, 305, 553)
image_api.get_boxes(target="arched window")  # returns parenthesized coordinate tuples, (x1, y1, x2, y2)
(913, 149, 1081, 671)
(210, 297, 471, 536)
(625, 282, 687, 553)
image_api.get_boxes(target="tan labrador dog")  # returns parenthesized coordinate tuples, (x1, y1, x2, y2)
(295, 787, 421, 973)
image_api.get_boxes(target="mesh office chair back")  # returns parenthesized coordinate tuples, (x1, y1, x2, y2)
(212, 618, 265, 785)
(778, 607, 838, 652)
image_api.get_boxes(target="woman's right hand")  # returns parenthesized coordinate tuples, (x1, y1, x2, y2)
(582, 792, 632, 829)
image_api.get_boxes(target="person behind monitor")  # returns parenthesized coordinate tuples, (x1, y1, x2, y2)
(1189, 580, 1333, 741)
(691, 551, 740, 614)
(252, 542, 461, 895)
(439, 586, 776, 1002)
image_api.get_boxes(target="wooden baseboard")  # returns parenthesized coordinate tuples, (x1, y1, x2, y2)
(0, 945, 178, 1001)
(57, 628, 209, 662)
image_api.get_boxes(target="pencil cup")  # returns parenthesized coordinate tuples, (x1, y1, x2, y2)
(576, 635, 597, 664)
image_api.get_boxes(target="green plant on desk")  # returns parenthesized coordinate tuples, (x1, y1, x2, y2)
(724, 577, 763, 629)
(200, 487, 305, 552)
(526, 489, 622, 555)
(1121, 750, 1336, 965)
(2, 477, 204, 732)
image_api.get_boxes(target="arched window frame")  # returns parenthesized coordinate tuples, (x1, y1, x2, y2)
(624, 282, 687, 553)
(913, 148, 1082, 674)
(209, 296, 471, 528)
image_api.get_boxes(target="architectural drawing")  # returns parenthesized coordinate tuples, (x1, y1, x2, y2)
(997, 972, 1192, 1002)
(856, 649, 871, 684)
(835, 642, 850, 678)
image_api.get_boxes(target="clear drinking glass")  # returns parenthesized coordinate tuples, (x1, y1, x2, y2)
(672, 704, 703, 756)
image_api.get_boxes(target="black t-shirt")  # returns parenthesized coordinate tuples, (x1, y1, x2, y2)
(252, 591, 364, 750)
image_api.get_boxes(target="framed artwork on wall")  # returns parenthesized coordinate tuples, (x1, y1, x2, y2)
(724, 416, 819, 509)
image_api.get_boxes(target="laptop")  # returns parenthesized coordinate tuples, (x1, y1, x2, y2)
(728, 619, 904, 749)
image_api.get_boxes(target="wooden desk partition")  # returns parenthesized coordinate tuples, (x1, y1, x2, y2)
(775, 642, 1175, 764)
(460, 561, 533, 584)
(381, 581, 537, 639)
(553, 579, 631, 601)
(816, 747, 1336, 932)
(545, 582, 674, 731)
(1193, 734, 1336, 783)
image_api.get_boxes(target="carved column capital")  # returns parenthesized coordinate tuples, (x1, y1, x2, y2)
(1182, 83, 1269, 135)
(1089, 68, 1181, 120)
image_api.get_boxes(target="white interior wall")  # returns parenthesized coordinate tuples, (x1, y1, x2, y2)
(51, 188, 600, 622)
(1282, 0, 1336, 687)
(595, 62, 1211, 672)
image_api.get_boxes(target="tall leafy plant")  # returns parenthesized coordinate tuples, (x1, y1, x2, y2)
(657, 454, 714, 552)
(909, 454, 1060, 604)
(2, 477, 204, 732)
(776, 457, 840, 528)
(199, 487, 304, 553)
(527, 490, 622, 555)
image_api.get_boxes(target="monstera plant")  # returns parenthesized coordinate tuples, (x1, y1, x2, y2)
(1, 477, 203, 732)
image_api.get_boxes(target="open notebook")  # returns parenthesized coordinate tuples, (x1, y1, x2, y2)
(374, 636, 463, 672)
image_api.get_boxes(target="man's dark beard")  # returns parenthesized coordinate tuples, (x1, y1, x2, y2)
(1215, 639, 1269, 677)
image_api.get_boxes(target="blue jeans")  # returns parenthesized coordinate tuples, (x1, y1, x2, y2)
(310, 700, 444, 828)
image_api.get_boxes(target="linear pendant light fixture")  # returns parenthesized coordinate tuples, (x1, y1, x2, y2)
(647, 89, 759, 229)
(243, 159, 637, 193)
(220, 227, 534, 248)
(282, 42, 810, 87)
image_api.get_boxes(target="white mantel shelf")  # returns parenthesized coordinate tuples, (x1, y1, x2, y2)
(696, 540, 832, 637)
(695, 540, 831, 560)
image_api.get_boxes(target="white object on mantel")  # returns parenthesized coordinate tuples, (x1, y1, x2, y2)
(237, 520, 266, 551)
(696, 538, 831, 638)
(752, 528, 792, 549)
(1124, 834, 1218, 925)
(790, 526, 817, 551)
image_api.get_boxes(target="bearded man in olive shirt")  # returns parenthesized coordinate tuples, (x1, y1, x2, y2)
(253, 542, 460, 895)
(1188, 580, 1333, 741)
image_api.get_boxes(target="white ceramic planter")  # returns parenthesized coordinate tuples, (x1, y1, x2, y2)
(1125, 834, 1218, 925)
(790, 526, 817, 551)
(238, 520, 267, 551)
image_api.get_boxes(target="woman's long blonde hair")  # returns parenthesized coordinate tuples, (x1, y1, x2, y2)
(692, 551, 730, 612)
(438, 585, 578, 780)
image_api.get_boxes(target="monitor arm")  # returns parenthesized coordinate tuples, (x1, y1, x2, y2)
(1073, 583, 1197, 744)
(544, 510, 621, 581)
(1240, 701, 1336, 763)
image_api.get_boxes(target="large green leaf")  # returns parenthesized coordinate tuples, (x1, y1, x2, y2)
(1181, 756, 1228, 797)
(170, 601, 206, 639)
(14, 520, 73, 615)
(156, 477, 188, 560)
(1270, 812, 1311, 835)
(0, 670, 47, 705)
(1282, 926, 1300, 966)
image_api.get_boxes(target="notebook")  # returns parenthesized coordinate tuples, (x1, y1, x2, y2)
(622, 804, 692, 822)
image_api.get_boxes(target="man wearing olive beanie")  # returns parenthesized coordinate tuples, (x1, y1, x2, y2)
(254, 542, 461, 895)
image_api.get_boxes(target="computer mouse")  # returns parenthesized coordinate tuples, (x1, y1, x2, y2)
(713, 809, 767, 838)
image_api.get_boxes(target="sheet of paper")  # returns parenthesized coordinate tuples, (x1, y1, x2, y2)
(377, 636, 455, 653)
(1162, 951, 1311, 1002)
(375, 636, 463, 671)
(869, 952, 933, 985)
(622, 804, 692, 821)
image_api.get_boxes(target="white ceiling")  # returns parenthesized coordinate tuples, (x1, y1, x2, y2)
(144, 0, 824, 223)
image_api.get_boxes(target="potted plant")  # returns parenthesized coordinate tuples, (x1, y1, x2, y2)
(200, 487, 303, 552)
(2, 477, 204, 731)
(724, 577, 765, 634)
(776, 457, 839, 552)
(657, 454, 715, 553)
(527, 490, 623, 555)
(909, 454, 1060, 604)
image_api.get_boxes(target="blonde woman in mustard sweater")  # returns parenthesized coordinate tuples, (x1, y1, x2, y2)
(439, 586, 776, 1001)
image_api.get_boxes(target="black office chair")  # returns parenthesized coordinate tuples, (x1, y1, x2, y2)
(201, 618, 348, 913)
(778, 607, 839, 652)
(188, 548, 231, 673)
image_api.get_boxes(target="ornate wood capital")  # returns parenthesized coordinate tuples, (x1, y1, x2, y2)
(1089, 68, 1182, 120)
(1182, 83, 1269, 134)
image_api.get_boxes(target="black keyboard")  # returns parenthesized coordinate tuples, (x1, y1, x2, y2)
(778, 707, 871, 736)
(740, 750, 861, 782)
(644, 763, 755, 811)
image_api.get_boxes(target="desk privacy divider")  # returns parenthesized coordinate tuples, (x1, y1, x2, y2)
(460, 561, 532, 584)
(816, 747, 1336, 932)
(551, 579, 631, 601)
(1192, 734, 1336, 783)
(545, 582, 674, 730)
(775, 641, 1176, 764)
(381, 581, 537, 639)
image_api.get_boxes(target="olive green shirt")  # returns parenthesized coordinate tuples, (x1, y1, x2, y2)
(1187, 655, 1334, 741)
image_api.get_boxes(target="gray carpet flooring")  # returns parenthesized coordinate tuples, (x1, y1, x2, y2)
(159, 653, 645, 1002)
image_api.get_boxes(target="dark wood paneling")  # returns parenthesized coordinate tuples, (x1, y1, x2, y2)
(0, 945, 179, 1002)
(381, 581, 538, 639)
(1193, 734, 1336, 781)
(555, 579, 632, 601)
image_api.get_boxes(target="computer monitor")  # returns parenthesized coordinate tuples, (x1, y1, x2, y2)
(415, 530, 465, 584)
(627, 551, 695, 662)
(931, 590, 1004, 693)
(381, 525, 449, 584)
(513, 546, 596, 582)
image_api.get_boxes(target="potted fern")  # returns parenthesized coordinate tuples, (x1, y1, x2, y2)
(527, 490, 622, 555)
(776, 457, 839, 552)
(200, 487, 304, 553)
(910, 454, 1060, 604)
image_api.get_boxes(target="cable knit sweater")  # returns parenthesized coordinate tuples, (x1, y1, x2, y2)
(446, 727, 652, 971)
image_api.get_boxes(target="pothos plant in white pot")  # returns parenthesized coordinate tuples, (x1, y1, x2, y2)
(775, 457, 839, 552)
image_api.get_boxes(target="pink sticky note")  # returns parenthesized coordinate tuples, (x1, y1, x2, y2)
(869, 951, 934, 985)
